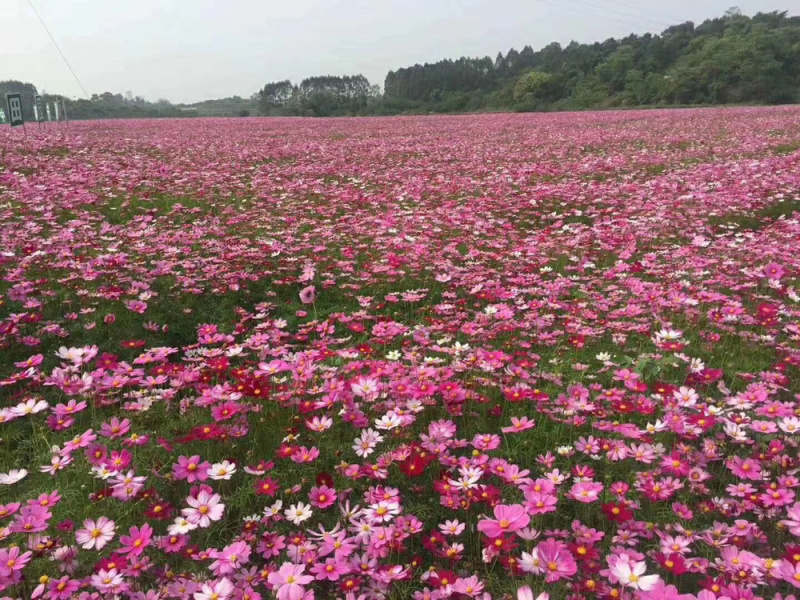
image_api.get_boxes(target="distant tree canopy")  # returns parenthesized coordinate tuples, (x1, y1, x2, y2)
(379, 9, 800, 114)
(257, 75, 380, 116)
(65, 93, 187, 120)
(0, 84, 259, 120)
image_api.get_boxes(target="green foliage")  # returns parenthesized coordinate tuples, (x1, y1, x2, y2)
(257, 75, 380, 117)
(513, 71, 555, 104)
(180, 96, 257, 117)
(257, 80, 295, 115)
(381, 9, 800, 113)
(62, 93, 189, 120)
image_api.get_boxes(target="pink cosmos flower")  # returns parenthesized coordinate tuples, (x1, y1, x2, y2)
(47, 576, 81, 599)
(209, 540, 251, 575)
(76, 516, 116, 550)
(517, 587, 548, 600)
(125, 299, 148, 313)
(502, 416, 536, 434)
(477, 503, 530, 538)
(782, 502, 800, 536)
(534, 538, 578, 582)
(173, 455, 211, 483)
(0, 545, 31, 577)
(518, 587, 534, 600)
(318, 531, 356, 560)
(267, 563, 314, 600)
(569, 481, 604, 503)
(10, 504, 51, 533)
(291, 446, 320, 463)
(525, 492, 558, 515)
(299, 286, 316, 304)
(100, 416, 131, 438)
(452, 575, 485, 597)
(637, 580, 697, 600)
(119, 523, 153, 556)
(91, 567, 125, 593)
(761, 487, 795, 508)
(309, 484, 337, 509)
(182, 489, 225, 527)
(727, 456, 762, 480)
(310, 558, 351, 581)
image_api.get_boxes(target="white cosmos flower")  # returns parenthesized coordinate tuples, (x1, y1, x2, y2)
(285, 502, 313, 525)
(610, 559, 660, 591)
(689, 358, 705, 373)
(655, 328, 683, 341)
(0, 469, 28, 485)
(12, 398, 49, 417)
(56, 346, 84, 363)
(374, 413, 402, 430)
(263, 499, 283, 518)
(168, 516, 198, 535)
(90, 465, 118, 480)
(780, 417, 800, 434)
(645, 420, 667, 433)
(208, 460, 237, 480)
(0, 409, 18, 424)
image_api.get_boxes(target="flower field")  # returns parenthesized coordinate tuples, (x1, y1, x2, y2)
(2, 107, 800, 600)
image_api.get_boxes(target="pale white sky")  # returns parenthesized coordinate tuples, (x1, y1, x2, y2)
(2, 0, 798, 103)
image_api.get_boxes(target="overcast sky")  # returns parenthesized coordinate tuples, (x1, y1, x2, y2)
(3, 0, 799, 104)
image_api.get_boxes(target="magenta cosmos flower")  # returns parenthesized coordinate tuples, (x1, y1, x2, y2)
(763, 262, 785, 279)
(119, 523, 153, 556)
(172, 455, 210, 483)
(476, 503, 530, 538)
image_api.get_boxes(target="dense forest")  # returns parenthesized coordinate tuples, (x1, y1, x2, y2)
(4, 8, 800, 120)
(377, 8, 800, 114)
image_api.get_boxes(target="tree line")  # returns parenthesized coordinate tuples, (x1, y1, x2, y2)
(255, 9, 800, 115)
(377, 8, 800, 113)
(4, 8, 799, 120)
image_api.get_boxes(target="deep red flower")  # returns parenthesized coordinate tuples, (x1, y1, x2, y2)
(254, 477, 280, 497)
(601, 502, 633, 523)
(656, 552, 688, 575)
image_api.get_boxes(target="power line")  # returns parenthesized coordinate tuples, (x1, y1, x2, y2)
(26, 0, 91, 99)
(532, 0, 659, 31)
(596, 0, 684, 26)
(566, 0, 675, 29)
